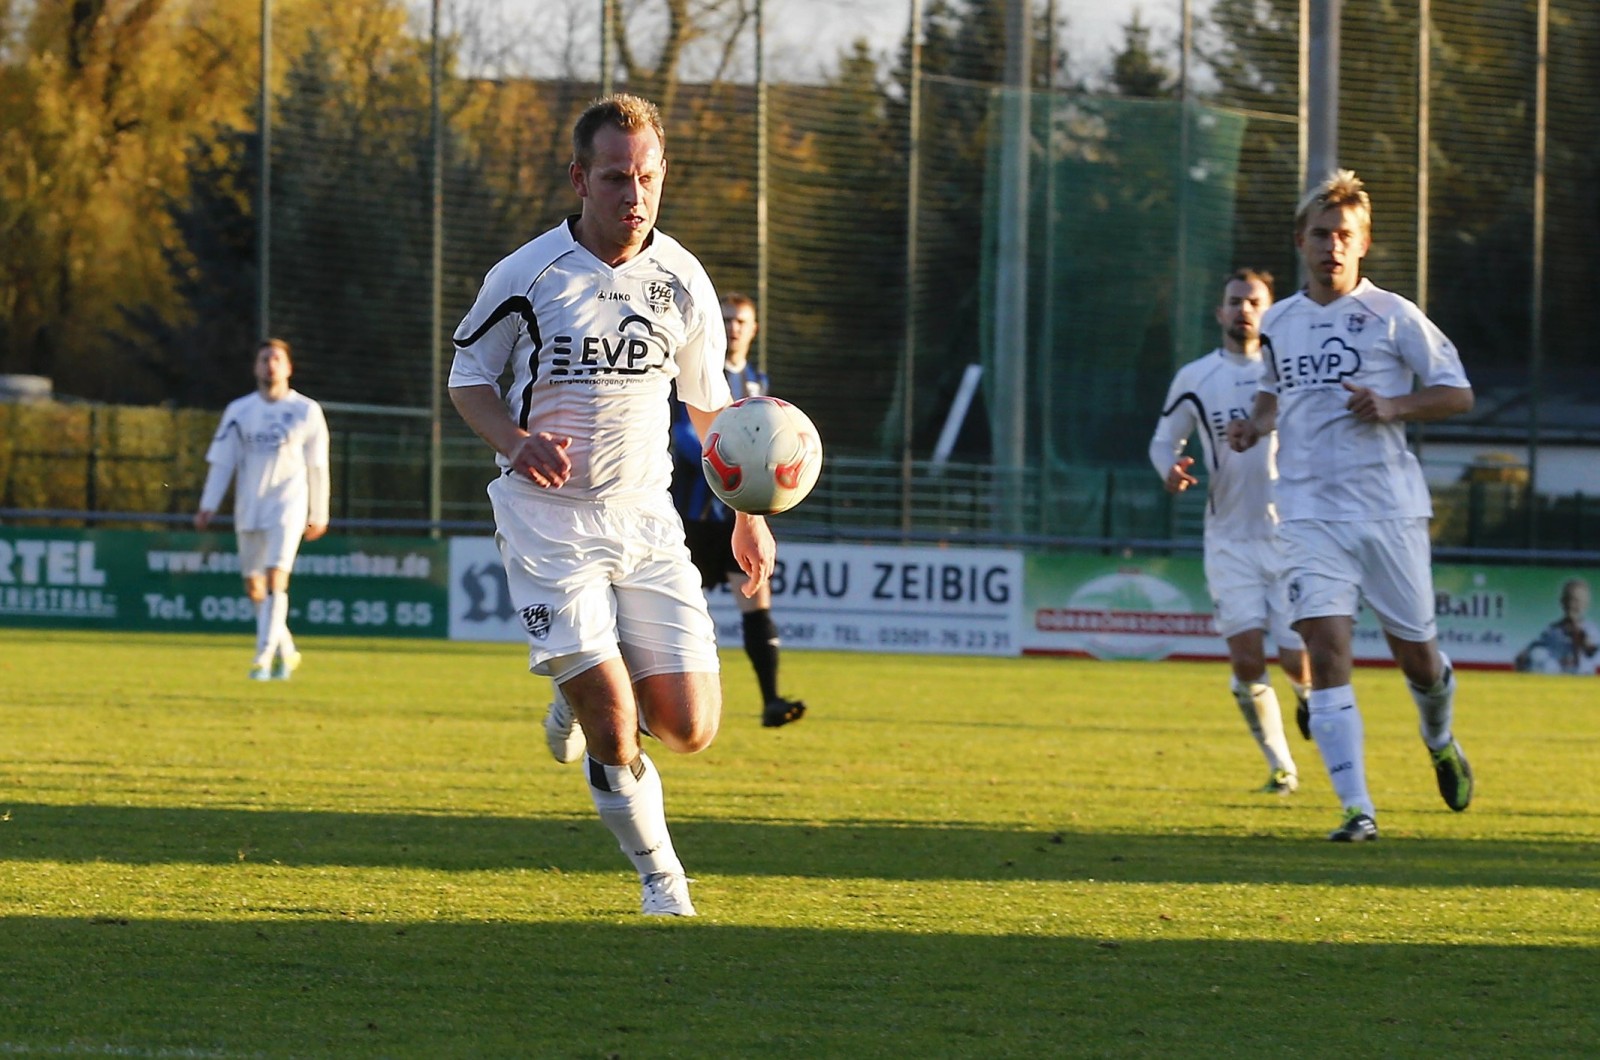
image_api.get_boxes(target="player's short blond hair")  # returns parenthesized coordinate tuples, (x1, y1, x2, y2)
(1294, 169, 1371, 236)
(722, 291, 757, 316)
(258, 338, 291, 361)
(572, 93, 666, 171)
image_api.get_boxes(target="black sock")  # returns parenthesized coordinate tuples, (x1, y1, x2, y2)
(742, 608, 781, 702)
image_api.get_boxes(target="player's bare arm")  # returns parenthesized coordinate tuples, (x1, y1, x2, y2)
(1342, 381, 1474, 424)
(449, 384, 573, 488)
(194, 510, 213, 531)
(1227, 392, 1278, 452)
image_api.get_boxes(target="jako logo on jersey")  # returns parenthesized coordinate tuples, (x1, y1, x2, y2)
(548, 316, 668, 378)
(1278, 337, 1362, 389)
(643, 280, 673, 316)
(520, 603, 552, 639)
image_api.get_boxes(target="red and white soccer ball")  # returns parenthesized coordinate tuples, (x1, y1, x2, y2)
(700, 396, 824, 516)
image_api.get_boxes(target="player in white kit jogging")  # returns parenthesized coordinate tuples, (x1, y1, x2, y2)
(1227, 171, 1475, 841)
(448, 94, 775, 916)
(1150, 269, 1309, 796)
(195, 338, 331, 681)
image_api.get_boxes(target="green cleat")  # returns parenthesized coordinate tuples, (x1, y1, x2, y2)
(1259, 769, 1298, 795)
(271, 649, 302, 681)
(1431, 739, 1474, 812)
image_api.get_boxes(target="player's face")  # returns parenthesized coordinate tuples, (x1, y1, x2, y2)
(254, 345, 291, 389)
(1563, 583, 1590, 620)
(1296, 204, 1370, 296)
(1215, 278, 1271, 349)
(723, 303, 757, 361)
(570, 124, 666, 264)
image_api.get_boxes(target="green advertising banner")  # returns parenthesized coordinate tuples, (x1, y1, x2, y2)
(1023, 552, 1599, 673)
(0, 527, 448, 638)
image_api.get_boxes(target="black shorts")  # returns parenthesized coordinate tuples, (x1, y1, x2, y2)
(682, 517, 739, 589)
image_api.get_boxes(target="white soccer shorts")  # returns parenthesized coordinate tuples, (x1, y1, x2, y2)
(1203, 534, 1303, 650)
(237, 525, 304, 578)
(487, 475, 720, 678)
(1278, 517, 1438, 642)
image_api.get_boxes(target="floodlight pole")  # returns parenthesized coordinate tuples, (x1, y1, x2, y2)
(1303, 0, 1340, 189)
(993, 0, 1031, 536)
(428, 0, 444, 535)
(899, 0, 924, 537)
(756, 0, 769, 376)
(256, 0, 272, 341)
(600, 0, 614, 93)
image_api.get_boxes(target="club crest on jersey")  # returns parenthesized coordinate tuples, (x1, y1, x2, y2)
(643, 280, 674, 316)
(520, 603, 552, 640)
(1344, 312, 1368, 335)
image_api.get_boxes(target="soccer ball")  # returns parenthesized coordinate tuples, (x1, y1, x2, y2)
(700, 396, 824, 516)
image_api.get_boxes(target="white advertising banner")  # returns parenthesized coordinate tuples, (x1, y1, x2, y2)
(704, 542, 1023, 656)
(448, 536, 1024, 657)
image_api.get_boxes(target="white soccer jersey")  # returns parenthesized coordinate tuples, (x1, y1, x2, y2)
(448, 219, 730, 503)
(1259, 279, 1469, 522)
(1149, 348, 1279, 541)
(201, 390, 330, 531)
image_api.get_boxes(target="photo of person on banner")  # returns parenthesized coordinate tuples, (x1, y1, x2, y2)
(1515, 577, 1599, 675)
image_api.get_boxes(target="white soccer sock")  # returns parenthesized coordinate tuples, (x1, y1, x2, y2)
(1231, 679, 1297, 775)
(1408, 652, 1456, 751)
(266, 591, 290, 662)
(253, 597, 273, 664)
(1309, 685, 1372, 817)
(586, 752, 684, 880)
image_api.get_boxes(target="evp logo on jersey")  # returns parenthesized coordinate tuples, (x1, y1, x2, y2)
(548, 315, 670, 378)
(1273, 336, 1362, 390)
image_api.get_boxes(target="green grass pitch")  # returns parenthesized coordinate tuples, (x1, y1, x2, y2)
(2, 629, 1597, 1057)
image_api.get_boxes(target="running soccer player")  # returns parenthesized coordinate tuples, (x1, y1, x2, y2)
(194, 338, 330, 681)
(1227, 170, 1475, 842)
(448, 94, 775, 916)
(541, 291, 804, 764)
(1150, 268, 1309, 796)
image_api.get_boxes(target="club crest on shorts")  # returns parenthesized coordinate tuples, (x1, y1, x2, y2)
(1287, 578, 1302, 604)
(643, 280, 674, 316)
(520, 603, 552, 639)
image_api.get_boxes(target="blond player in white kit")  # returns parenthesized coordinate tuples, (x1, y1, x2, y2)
(1228, 171, 1475, 842)
(195, 338, 330, 681)
(449, 94, 775, 916)
(1150, 269, 1310, 796)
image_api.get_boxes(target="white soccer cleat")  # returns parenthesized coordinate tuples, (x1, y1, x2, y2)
(272, 649, 303, 681)
(543, 695, 586, 764)
(248, 664, 272, 681)
(640, 872, 697, 916)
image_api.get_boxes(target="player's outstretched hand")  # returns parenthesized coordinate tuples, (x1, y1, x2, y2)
(1164, 456, 1198, 493)
(1342, 381, 1399, 423)
(732, 513, 775, 596)
(1226, 419, 1261, 452)
(508, 432, 573, 488)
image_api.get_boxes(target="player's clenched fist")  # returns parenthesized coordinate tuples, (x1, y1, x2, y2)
(1226, 418, 1262, 452)
(1342, 380, 1400, 423)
